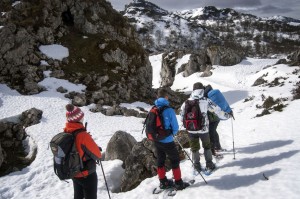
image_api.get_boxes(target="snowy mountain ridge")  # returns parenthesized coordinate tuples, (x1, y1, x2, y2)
(123, 0, 300, 56)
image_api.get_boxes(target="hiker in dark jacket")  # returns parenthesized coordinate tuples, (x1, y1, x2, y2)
(180, 83, 231, 172)
(154, 88, 189, 190)
(64, 104, 102, 199)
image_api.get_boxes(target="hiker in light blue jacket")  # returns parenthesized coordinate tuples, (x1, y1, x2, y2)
(204, 84, 234, 155)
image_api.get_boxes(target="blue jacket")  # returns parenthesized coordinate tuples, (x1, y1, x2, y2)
(154, 98, 179, 143)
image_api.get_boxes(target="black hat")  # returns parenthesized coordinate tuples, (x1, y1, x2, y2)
(193, 82, 204, 90)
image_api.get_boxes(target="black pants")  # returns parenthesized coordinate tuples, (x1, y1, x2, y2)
(155, 141, 180, 169)
(72, 172, 98, 199)
(209, 120, 221, 150)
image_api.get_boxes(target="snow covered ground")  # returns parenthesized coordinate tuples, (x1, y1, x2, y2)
(1, 51, 300, 199)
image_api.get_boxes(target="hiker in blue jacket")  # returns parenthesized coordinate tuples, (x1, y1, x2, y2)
(204, 84, 234, 154)
(154, 88, 189, 190)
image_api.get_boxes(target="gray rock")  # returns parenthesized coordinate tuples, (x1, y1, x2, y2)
(105, 131, 137, 164)
(0, 143, 4, 168)
(56, 86, 68, 93)
(120, 139, 157, 192)
(19, 108, 43, 128)
(207, 45, 244, 66)
(0, 108, 41, 176)
(72, 94, 86, 107)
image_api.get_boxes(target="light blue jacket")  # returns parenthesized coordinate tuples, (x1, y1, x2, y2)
(154, 98, 179, 143)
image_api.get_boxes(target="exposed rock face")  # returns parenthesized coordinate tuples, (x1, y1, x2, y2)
(0, 108, 41, 176)
(206, 45, 244, 66)
(160, 47, 244, 87)
(288, 50, 300, 66)
(120, 138, 157, 192)
(0, 143, 4, 168)
(181, 52, 210, 77)
(0, 0, 152, 105)
(160, 51, 184, 87)
(105, 131, 137, 164)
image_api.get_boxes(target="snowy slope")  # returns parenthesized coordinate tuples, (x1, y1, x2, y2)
(1, 54, 300, 199)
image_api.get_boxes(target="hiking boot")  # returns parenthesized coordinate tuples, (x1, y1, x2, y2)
(212, 148, 217, 156)
(205, 163, 216, 171)
(193, 162, 202, 172)
(174, 179, 190, 190)
(215, 148, 226, 152)
(159, 178, 174, 189)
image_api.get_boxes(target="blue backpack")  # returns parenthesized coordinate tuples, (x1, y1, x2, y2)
(207, 89, 231, 113)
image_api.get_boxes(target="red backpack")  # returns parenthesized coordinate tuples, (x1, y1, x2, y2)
(183, 99, 204, 131)
(144, 106, 172, 141)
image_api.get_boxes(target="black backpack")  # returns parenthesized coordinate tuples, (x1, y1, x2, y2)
(144, 106, 172, 141)
(50, 128, 85, 180)
(183, 99, 204, 131)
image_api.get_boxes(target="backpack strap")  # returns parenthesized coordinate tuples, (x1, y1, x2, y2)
(72, 128, 86, 137)
(70, 128, 86, 171)
(157, 105, 172, 133)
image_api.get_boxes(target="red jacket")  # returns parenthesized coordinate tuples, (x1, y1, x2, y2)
(64, 122, 101, 178)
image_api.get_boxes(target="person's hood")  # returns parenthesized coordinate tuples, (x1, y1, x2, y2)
(155, 97, 170, 107)
(190, 89, 204, 99)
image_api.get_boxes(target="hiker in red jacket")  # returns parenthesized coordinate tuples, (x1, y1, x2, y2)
(64, 104, 101, 199)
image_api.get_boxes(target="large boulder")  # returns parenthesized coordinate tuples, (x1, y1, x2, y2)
(105, 131, 137, 164)
(181, 51, 210, 77)
(206, 45, 244, 66)
(0, 108, 41, 176)
(287, 50, 300, 66)
(160, 51, 184, 87)
(120, 138, 157, 192)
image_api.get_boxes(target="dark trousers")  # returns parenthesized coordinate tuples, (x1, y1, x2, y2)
(209, 120, 221, 150)
(72, 172, 98, 199)
(155, 141, 180, 169)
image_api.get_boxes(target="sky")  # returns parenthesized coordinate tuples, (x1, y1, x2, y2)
(108, 0, 300, 19)
(1, 44, 300, 199)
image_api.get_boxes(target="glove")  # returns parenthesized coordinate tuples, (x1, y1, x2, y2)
(98, 146, 102, 152)
(229, 111, 235, 120)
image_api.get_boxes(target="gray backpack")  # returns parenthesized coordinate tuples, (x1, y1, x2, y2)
(50, 129, 85, 180)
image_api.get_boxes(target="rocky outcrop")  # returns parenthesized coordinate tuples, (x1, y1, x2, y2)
(287, 50, 300, 66)
(0, 108, 41, 176)
(90, 104, 148, 118)
(105, 131, 137, 165)
(160, 51, 184, 87)
(180, 51, 210, 77)
(0, 0, 152, 105)
(206, 45, 244, 66)
(0, 143, 4, 168)
(160, 47, 244, 87)
(120, 138, 157, 192)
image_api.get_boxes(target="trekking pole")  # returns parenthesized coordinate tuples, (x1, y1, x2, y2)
(173, 135, 207, 184)
(231, 118, 236, 160)
(99, 160, 112, 199)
